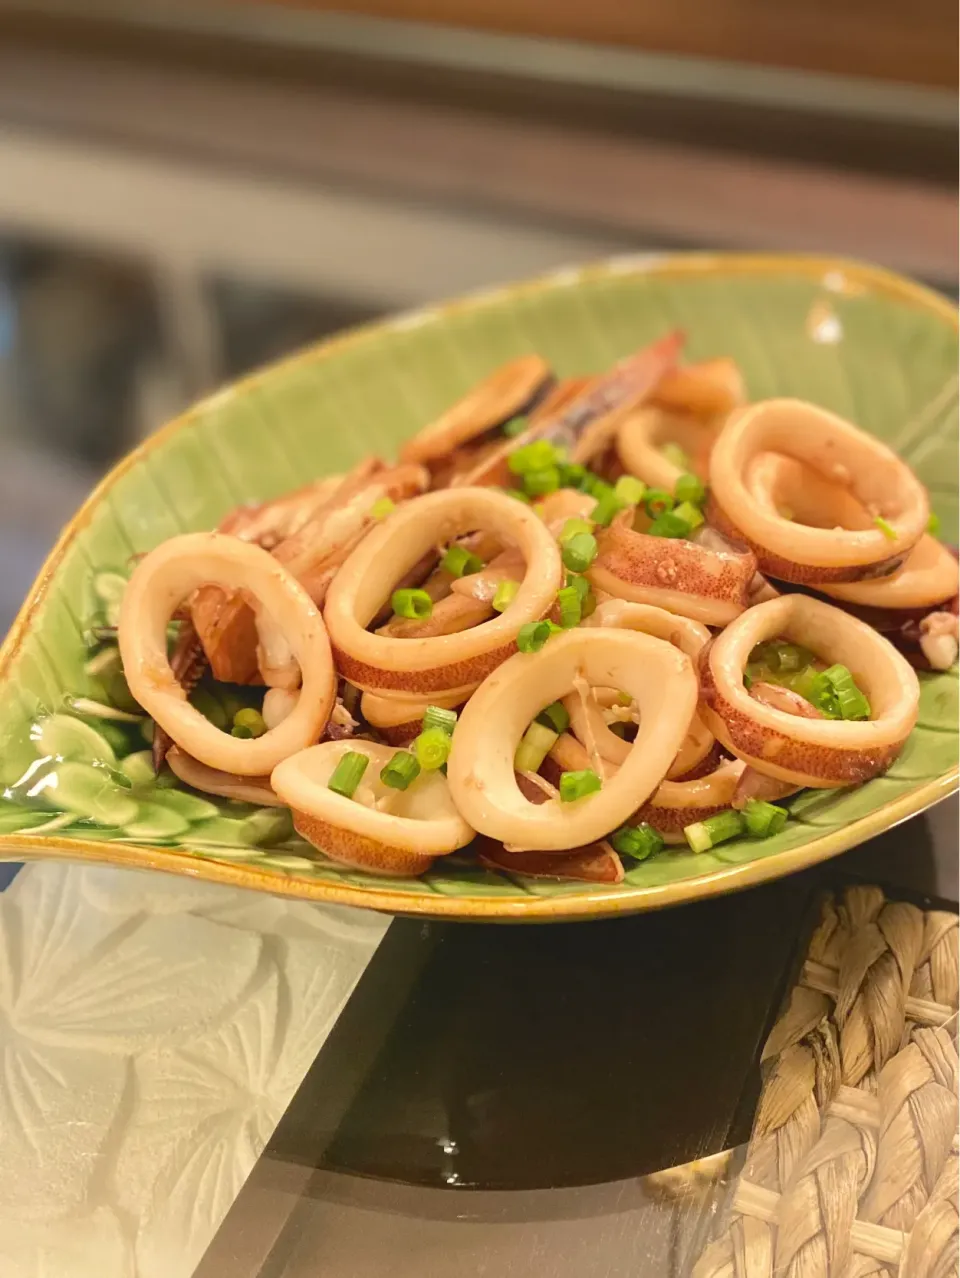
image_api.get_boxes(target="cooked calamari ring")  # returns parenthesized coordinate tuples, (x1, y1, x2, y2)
(325, 487, 562, 694)
(616, 407, 717, 490)
(399, 355, 552, 465)
(360, 685, 471, 745)
(588, 517, 757, 626)
(447, 628, 697, 851)
(545, 727, 742, 844)
(119, 533, 336, 775)
(708, 400, 929, 583)
(651, 357, 746, 419)
(698, 594, 920, 788)
(819, 536, 958, 610)
(166, 747, 283, 806)
(573, 599, 714, 777)
(271, 740, 474, 876)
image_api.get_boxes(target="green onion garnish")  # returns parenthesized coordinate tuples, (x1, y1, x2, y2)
(414, 727, 452, 770)
(644, 488, 675, 519)
(503, 415, 529, 438)
(928, 512, 941, 536)
(508, 440, 558, 475)
(581, 591, 597, 618)
(561, 532, 598, 573)
(517, 620, 554, 654)
(566, 572, 591, 603)
(380, 750, 421, 790)
(614, 475, 646, 506)
(674, 472, 706, 505)
(504, 488, 530, 503)
(591, 489, 625, 528)
(369, 497, 396, 520)
(610, 822, 664, 861)
(441, 545, 484, 578)
(807, 664, 871, 720)
(423, 704, 458, 736)
(515, 721, 559, 774)
(536, 701, 570, 735)
(559, 769, 602, 802)
(874, 515, 897, 541)
(391, 588, 433, 619)
(492, 579, 520, 612)
(558, 461, 588, 489)
(684, 809, 745, 853)
(742, 798, 788, 839)
(233, 707, 267, 738)
(648, 511, 691, 538)
(523, 466, 561, 498)
(557, 585, 582, 629)
(673, 500, 704, 531)
(231, 724, 254, 739)
(559, 517, 594, 543)
(328, 751, 370, 799)
(661, 442, 691, 470)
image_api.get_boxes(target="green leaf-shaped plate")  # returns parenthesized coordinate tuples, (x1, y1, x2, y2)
(0, 255, 956, 920)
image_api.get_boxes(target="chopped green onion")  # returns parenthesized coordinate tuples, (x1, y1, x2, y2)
(423, 704, 458, 736)
(508, 440, 558, 475)
(561, 532, 598, 573)
(557, 585, 582, 628)
(648, 511, 692, 538)
(581, 590, 597, 618)
(492, 579, 520, 612)
(614, 475, 646, 506)
(369, 497, 396, 520)
(661, 442, 691, 470)
(808, 663, 871, 721)
(414, 727, 452, 770)
(644, 488, 675, 519)
(566, 572, 591, 603)
(523, 466, 561, 498)
(610, 822, 664, 861)
(536, 701, 570, 735)
(391, 588, 433, 619)
(231, 724, 254, 739)
(233, 707, 267, 738)
(517, 620, 554, 654)
(874, 515, 897, 541)
(750, 641, 815, 674)
(503, 415, 529, 438)
(515, 722, 559, 773)
(380, 750, 421, 790)
(743, 798, 788, 838)
(441, 545, 484, 578)
(673, 500, 704, 531)
(559, 517, 594, 543)
(616, 691, 633, 706)
(559, 769, 602, 802)
(504, 488, 530, 503)
(328, 751, 370, 799)
(684, 809, 745, 853)
(785, 666, 821, 700)
(928, 512, 941, 536)
(591, 489, 625, 528)
(558, 461, 588, 489)
(674, 472, 706, 505)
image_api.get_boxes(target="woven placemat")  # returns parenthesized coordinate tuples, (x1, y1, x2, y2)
(693, 884, 959, 1277)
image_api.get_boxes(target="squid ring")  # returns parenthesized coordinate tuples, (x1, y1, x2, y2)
(325, 488, 562, 694)
(708, 400, 929, 583)
(588, 518, 757, 626)
(818, 535, 958, 610)
(360, 686, 472, 745)
(616, 406, 715, 491)
(119, 533, 336, 775)
(698, 594, 919, 788)
(446, 628, 698, 851)
(166, 747, 283, 806)
(574, 599, 715, 777)
(271, 741, 474, 877)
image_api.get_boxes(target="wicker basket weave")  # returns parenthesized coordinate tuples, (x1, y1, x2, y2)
(693, 884, 959, 1277)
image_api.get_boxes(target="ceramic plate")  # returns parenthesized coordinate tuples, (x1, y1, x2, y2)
(0, 255, 956, 920)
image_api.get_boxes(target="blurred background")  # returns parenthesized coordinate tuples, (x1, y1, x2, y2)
(0, 0, 955, 631)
